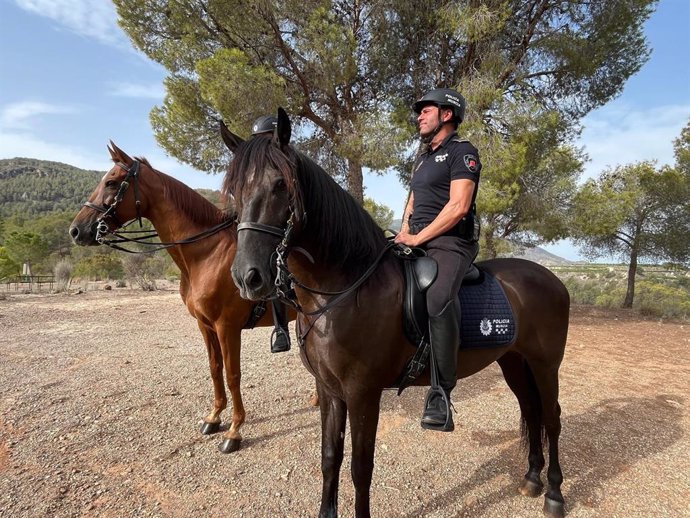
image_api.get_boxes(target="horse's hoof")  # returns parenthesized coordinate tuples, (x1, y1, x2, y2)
(543, 497, 565, 518)
(309, 394, 319, 407)
(519, 477, 544, 497)
(200, 421, 221, 435)
(218, 438, 241, 454)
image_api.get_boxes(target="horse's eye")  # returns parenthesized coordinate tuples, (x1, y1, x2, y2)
(105, 180, 118, 188)
(273, 178, 286, 194)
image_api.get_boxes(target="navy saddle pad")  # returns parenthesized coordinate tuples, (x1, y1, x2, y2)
(458, 270, 516, 349)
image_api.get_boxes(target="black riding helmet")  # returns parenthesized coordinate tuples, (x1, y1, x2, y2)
(251, 115, 278, 136)
(413, 88, 466, 124)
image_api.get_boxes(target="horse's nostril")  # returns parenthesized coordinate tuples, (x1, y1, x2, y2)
(69, 226, 79, 239)
(244, 268, 262, 290)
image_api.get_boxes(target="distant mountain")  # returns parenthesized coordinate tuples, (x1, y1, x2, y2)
(0, 158, 103, 218)
(0, 158, 223, 218)
(505, 244, 573, 265)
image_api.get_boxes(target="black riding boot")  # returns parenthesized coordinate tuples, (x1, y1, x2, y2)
(421, 300, 459, 432)
(270, 301, 291, 353)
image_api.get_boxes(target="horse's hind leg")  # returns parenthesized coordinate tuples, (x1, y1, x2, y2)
(527, 359, 565, 518)
(497, 352, 545, 497)
(197, 323, 226, 435)
(316, 382, 347, 518)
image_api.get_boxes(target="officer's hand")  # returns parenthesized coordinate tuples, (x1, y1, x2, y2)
(394, 231, 418, 247)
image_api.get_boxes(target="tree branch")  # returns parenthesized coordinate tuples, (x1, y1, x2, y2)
(496, 0, 552, 89)
(260, 6, 334, 137)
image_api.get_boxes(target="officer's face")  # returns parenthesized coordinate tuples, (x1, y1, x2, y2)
(417, 106, 451, 137)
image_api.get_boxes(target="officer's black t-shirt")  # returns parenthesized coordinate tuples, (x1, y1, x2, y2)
(409, 132, 481, 227)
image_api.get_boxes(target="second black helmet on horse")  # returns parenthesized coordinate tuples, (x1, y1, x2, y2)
(251, 115, 278, 136)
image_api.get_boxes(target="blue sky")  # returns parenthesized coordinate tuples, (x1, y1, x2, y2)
(1, 0, 689, 261)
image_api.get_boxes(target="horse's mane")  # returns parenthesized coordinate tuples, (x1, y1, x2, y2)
(131, 157, 235, 230)
(222, 137, 387, 274)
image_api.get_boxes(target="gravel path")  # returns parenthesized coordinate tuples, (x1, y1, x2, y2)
(0, 288, 688, 517)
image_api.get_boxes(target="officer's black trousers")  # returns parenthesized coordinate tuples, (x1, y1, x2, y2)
(424, 235, 478, 317)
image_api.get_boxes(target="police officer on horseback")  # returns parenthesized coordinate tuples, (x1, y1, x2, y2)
(251, 115, 292, 353)
(395, 88, 481, 431)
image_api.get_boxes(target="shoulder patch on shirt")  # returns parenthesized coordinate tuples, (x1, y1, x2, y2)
(464, 154, 479, 172)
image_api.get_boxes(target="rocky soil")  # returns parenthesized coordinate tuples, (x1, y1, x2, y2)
(0, 287, 688, 517)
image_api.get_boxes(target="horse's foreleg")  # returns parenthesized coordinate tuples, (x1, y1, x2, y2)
(497, 353, 545, 497)
(217, 325, 245, 453)
(347, 392, 382, 518)
(197, 323, 226, 435)
(528, 360, 565, 518)
(317, 382, 347, 518)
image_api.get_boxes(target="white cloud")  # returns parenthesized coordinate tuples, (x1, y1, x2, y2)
(107, 83, 165, 100)
(0, 131, 109, 171)
(578, 102, 690, 180)
(13, 0, 125, 47)
(0, 101, 76, 130)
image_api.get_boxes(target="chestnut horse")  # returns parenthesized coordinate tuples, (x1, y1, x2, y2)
(69, 142, 297, 453)
(222, 109, 569, 518)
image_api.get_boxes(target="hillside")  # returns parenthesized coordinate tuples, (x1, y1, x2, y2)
(0, 158, 224, 218)
(0, 158, 104, 217)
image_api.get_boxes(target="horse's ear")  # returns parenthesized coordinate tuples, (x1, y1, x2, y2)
(275, 107, 291, 147)
(219, 120, 244, 152)
(107, 141, 118, 161)
(108, 140, 133, 165)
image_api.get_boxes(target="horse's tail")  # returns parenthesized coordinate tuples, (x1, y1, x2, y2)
(520, 359, 547, 450)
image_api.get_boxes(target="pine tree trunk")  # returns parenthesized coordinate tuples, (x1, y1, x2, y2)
(623, 248, 638, 308)
(347, 159, 364, 205)
(484, 225, 498, 259)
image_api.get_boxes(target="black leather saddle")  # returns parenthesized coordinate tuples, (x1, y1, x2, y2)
(400, 254, 480, 348)
(394, 246, 481, 393)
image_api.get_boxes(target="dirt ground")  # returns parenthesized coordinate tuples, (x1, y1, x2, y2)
(0, 287, 688, 518)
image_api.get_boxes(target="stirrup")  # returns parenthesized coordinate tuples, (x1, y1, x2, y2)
(270, 327, 291, 353)
(421, 387, 455, 432)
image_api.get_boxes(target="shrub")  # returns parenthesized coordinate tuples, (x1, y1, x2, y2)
(123, 253, 165, 291)
(165, 262, 181, 281)
(53, 259, 73, 291)
(634, 281, 690, 319)
(73, 254, 124, 280)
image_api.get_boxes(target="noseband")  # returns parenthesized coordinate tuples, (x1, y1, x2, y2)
(237, 207, 394, 321)
(237, 210, 298, 303)
(83, 160, 143, 242)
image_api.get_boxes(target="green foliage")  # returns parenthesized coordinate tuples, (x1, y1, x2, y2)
(0, 246, 19, 279)
(572, 160, 690, 264)
(3, 231, 49, 272)
(0, 158, 102, 218)
(165, 262, 181, 281)
(635, 281, 690, 319)
(73, 253, 125, 281)
(363, 197, 394, 229)
(473, 106, 584, 257)
(115, 0, 654, 206)
(553, 264, 690, 320)
(571, 149, 690, 306)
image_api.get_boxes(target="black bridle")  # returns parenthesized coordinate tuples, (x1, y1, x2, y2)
(236, 208, 395, 318)
(84, 160, 144, 244)
(83, 160, 234, 253)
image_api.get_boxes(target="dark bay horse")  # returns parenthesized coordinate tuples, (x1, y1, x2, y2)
(69, 142, 298, 453)
(222, 109, 569, 517)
